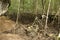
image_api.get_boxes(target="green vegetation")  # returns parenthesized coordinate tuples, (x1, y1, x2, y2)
(8, 0, 60, 15)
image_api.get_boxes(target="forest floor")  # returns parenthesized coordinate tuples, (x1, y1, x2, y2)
(0, 15, 59, 40)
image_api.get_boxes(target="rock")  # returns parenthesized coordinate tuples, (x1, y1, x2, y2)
(0, 0, 11, 15)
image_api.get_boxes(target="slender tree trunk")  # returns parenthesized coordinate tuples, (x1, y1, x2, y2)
(44, 0, 51, 35)
(41, 0, 46, 14)
(14, 0, 20, 33)
(45, 0, 51, 28)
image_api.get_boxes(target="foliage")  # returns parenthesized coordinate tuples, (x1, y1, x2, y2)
(8, 0, 60, 15)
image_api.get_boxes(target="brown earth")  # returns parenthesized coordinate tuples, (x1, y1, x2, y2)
(0, 34, 24, 40)
(0, 16, 16, 33)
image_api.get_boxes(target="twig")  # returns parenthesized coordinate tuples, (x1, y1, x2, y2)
(44, 0, 51, 35)
(45, 0, 51, 29)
